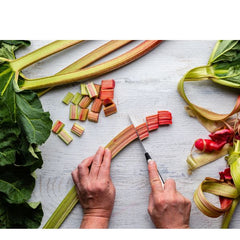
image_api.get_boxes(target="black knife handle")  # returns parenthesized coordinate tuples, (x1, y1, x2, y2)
(145, 152, 165, 185)
(145, 152, 152, 162)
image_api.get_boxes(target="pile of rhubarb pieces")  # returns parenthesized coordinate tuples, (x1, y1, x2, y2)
(51, 79, 117, 144)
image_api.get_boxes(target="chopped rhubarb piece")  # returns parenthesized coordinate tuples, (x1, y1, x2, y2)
(158, 111, 172, 125)
(79, 96, 92, 108)
(69, 105, 79, 120)
(86, 82, 98, 98)
(146, 114, 159, 131)
(71, 92, 83, 105)
(91, 98, 103, 113)
(80, 83, 88, 96)
(104, 103, 117, 117)
(88, 111, 99, 123)
(101, 79, 115, 89)
(52, 120, 65, 134)
(58, 129, 73, 145)
(79, 108, 89, 121)
(136, 123, 149, 140)
(62, 92, 74, 105)
(103, 98, 114, 107)
(100, 89, 114, 100)
(71, 123, 85, 137)
(94, 84, 101, 96)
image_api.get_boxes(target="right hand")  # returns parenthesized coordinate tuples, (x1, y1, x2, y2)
(147, 160, 191, 228)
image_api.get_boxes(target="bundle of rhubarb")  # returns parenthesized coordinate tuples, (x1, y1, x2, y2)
(0, 40, 162, 228)
(177, 40, 240, 228)
(43, 110, 172, 228)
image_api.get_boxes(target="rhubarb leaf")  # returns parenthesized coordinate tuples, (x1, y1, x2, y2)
(0, 165, 35, 204)
(16, 91, 52, 145)
(0, 41, 52, 228)
(0, 199, 43, 228)
(209, 40, 240, 63)
(0, 40, 30, 62)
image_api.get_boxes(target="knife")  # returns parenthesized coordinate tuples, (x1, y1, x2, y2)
(128, 114, 165, 185)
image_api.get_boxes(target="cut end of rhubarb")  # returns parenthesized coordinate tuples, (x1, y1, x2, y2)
(158, 111, 172, 125)
(79, 108, 89, 121)
(101, 79, 115, 89)
(136, 123, 149, 140)
(79, 96, 92, 109)
(88, 111, 99, 123)
(86, 82, 98, 98)
(52, 120, 65, 134)
(62, 92, 74, 105)
(104, 103, 117, 117)
(91, 98, 103, 113)
(100, 89, 114, 100)
(58, 129, 73, 145)
(146, 114, 159, 131)
(71, 123, 85, 137)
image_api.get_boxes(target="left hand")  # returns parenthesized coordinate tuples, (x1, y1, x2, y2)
(72, 146, 116, 228)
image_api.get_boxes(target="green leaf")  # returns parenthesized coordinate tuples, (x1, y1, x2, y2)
(0, 41, 30, 62)
(209, 40, 240, 64)
(0, 166, 35, 204)
(16, 91, 52, 145)
(0, 199, 43, 228)
(0, 41, 50, 228)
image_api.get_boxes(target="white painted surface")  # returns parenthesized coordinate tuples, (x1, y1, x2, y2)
(15, 40, 240, 228)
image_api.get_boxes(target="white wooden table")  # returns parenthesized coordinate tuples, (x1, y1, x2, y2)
(16, 40, 240, 228)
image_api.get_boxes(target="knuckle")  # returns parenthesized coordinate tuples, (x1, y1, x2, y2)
(147, 206, 152, 215)
(78, 163, 84, 172)
(151, 177, 161, 185)
(155, 197, 165, 207)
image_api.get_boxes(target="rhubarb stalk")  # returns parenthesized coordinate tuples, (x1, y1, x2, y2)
(10, 40, 83, 71)
(20, 41, 162, 90)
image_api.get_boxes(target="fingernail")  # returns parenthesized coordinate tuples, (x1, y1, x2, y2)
(148, 159, 155, 165)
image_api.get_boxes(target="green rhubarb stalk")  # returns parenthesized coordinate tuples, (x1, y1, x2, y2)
(221, 197, 240, 228)
(37, 40, 132, 96)
(58, 40, 132, 74)
(43, 186, 78, 229)
(20, 41, 162, 90)
(10, 40, 83, 71)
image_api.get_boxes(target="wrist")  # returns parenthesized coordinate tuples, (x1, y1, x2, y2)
(80, 215, 110, 229)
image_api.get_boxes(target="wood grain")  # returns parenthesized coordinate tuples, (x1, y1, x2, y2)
(16, 40, 240, 228)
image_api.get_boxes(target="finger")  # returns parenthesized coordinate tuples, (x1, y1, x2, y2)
(89, 146, 105, 177)
(98, 148, 112, 179)
(71, 168, 80, 186)
(148, 160, 164, 192)
(164, 178, 177, 192)
(78, 156, 94, 177)
(148, 192, 154, 210)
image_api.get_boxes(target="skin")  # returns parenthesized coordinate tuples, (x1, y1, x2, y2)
(72, 146, 115, 228)
(72, 147, 191, 229)
(147, 160, 191, 228)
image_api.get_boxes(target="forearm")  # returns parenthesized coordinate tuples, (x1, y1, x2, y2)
(80, 215, 110, 229)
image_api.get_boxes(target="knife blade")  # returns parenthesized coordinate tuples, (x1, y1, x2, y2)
(128, 114, 165, 185)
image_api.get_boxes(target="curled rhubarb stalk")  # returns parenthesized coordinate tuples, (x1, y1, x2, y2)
(193, 141, 240, 228)
(193, 177, 238, 218)
(43, 110, 170, 228)
(19, 41, 162, 90)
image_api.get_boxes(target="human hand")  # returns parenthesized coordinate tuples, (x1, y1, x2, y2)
(147, 160, 191, 228)
(71, 146, 116, 228)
